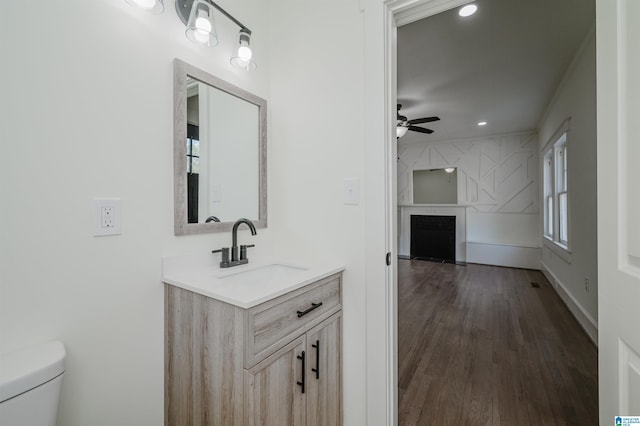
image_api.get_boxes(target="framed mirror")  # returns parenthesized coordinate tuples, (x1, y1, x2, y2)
(173, 59, 267, 235)
(412, 168, 458, 204)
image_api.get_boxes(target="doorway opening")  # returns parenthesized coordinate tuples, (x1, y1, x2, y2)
(391, 0, 598, 423)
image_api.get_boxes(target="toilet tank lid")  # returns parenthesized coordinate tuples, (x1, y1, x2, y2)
(0, 341, 66, 403)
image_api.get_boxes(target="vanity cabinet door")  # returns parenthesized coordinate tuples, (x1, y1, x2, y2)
(245, 335, 306, 426)
(306, 313, 342, 426)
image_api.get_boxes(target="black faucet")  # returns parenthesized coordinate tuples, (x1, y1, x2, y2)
(212, 218, 257, 268)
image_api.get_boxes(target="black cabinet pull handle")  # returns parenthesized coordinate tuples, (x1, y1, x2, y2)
(296, 351, 305, 394)
(297, 302, 323, 318)
(311, 340, 320, 379)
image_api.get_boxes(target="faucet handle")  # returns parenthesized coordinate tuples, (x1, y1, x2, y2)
(239, 244, 255, 261)
(212, 247, 230, 263)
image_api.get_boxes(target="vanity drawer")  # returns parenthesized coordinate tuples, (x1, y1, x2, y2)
(244, 273, 341, 367)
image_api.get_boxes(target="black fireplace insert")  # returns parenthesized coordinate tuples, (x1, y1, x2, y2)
(410, 215, 456, 263)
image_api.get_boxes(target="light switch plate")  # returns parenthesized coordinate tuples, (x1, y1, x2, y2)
(344, 178, 360, 205)
(93, 198, 122, 236)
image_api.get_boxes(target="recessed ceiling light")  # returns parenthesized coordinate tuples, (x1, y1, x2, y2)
(477, 121, 487, 126)
(459, 4, 478, 17)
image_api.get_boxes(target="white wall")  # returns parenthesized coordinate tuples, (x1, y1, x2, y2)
(398, 133, 540, 268)
(398, 132, 539, 212)
(267, 0, 367, 423)
(537, 28, 598, 342)
(0, 1, 276, 425)
(1, 1, 371, 425)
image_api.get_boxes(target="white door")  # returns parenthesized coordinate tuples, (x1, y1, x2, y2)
(597, 0, 640, 422)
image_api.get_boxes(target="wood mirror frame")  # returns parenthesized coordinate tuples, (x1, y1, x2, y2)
(173, 58, 267, 235)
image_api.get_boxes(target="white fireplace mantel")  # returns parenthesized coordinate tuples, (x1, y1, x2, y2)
(398, 204, 469, 262)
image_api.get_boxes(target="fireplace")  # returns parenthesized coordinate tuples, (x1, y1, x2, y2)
(410, 215, 456, 263)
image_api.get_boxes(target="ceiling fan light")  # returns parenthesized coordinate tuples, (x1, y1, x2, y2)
(397, 126, 409, 138)
(459, 3, 477, 17)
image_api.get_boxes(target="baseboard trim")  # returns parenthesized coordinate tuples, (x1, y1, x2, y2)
(540, 262, 598, 345)
(466, 241, 540, 270)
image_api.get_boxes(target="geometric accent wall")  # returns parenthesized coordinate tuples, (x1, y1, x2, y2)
(398, 132, 539, 213)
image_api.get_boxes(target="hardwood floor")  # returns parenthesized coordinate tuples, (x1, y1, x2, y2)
(398, 260, 598, 425)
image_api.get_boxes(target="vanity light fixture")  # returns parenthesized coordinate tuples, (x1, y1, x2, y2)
(126, 0, 164, 13)
(177, 0, 255, 70)
(458, 3, 478, 17)
(230, 29, 256, 71)
(444, 167, 456, 173)
(126, 0, 257, 71)
(185, 0, 217, 46)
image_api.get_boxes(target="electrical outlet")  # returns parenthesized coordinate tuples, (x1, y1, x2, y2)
(93, 198, 122, 236)
(101, 206, 115, 228)
(584, 277, 590, 293)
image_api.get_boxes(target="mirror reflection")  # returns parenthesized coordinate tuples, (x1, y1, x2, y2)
(185, 78, 259, 224)
(174, 59, 267, 235)
(413, 168, 458, 204)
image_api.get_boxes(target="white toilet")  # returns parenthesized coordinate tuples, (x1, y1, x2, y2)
(0, 341, 66, 426)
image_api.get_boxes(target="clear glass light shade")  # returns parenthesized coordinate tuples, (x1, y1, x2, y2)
(396, 126, 409, 138)
(230, 30, 257, 71)
(186, 0, 218, 47)
(125, 0, 164, 14)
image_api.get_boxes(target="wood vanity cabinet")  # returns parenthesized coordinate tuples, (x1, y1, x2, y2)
(165, 272, 342, 426)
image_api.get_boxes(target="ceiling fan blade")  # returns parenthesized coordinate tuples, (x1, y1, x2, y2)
(397, 114, 408, 121)
(408, 126, 434, 134)
(397, 104, 403, 110)
(408, 116, 440, 125)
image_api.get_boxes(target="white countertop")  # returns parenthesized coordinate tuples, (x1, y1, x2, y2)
(162, 254, 345, 309)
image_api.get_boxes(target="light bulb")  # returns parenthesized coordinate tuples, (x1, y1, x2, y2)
(238, 45, 252, 61)
(230, 30, 256, 71)
(193, 12, 212, 43)
(195, 16, 211, 32)
(185, 1, 217, 46)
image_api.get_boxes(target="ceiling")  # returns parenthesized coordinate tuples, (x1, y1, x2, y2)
(397, 0, 595, 143)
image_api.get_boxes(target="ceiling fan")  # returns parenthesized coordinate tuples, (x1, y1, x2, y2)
(396, 104, 440, 138)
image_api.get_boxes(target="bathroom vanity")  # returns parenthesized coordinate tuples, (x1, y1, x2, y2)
(167, 59, 342, 424)
(163, 257, 344, 425)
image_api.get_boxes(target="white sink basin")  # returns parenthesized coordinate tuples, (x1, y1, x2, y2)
(161, 255, 344, 308)
(217, 263, 308, 284)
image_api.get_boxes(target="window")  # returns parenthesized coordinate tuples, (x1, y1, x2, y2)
(543, 151, 553, 238)
(186, 123, 200, 224)
(556, 141, 568, 245)
(543, 127, 569, 249)
(186, 123, 200, 174)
